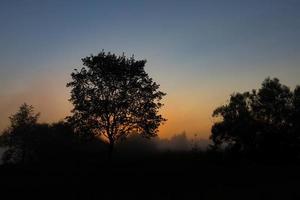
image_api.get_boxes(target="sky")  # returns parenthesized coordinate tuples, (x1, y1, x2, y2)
(0, 0, 300, 139)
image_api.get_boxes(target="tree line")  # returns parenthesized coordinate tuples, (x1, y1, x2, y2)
(0, 51, 165, 164)
(1, 51, 300, 165)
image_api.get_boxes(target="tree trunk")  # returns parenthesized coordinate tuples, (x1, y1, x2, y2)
(108, 138, 114, 161)
(21, 144, 26, 164)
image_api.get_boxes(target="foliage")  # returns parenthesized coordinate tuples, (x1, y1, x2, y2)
(211, 78, 300, 159)
(0, 103, 40, 163)
(0, 103, 88, 164)
(67, 51, 166, 154)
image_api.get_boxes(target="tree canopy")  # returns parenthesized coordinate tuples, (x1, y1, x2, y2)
(67, 51, 166, 155)
(0, 103, 40, 163)
(210, 78, 300, 159)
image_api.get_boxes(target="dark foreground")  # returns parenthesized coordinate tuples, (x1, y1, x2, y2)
(1, 153, 300, 200)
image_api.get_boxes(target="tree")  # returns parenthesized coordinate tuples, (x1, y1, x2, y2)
(0, 103, 40, 164)
(289, 86, 300, 153)
(250, 78, 293, 154)
(210, 78, 298, 160)
(211, 92, 256, 153)
(67, 51, 166, 157)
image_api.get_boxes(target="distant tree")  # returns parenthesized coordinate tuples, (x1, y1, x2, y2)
(210, 78, 299, 159)
(156, 132, 190, 151)
(0, 103, 40, 164)
(116, 133, 157, 156)
(67, 51, 166, 157)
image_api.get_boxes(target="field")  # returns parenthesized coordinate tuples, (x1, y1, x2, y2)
(1, 151, 300, 200)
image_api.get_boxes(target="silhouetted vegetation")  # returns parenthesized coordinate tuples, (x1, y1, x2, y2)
(0, 103, 108, 166)
(211, 77, 300, 162)
(67, 51, 166, 157)
(0, 103, 40, 164)
(1, 64, 300, 199)
(1, 75, 300, 165)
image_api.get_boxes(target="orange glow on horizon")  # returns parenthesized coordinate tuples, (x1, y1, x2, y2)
(0, 74, 218, 140)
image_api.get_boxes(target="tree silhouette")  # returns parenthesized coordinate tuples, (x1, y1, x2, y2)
(250, 78, 292, 155)
(210, 78, 300, 160)
(290, 86, 300, 154)
(67, 51, 166, 157)
(0, 103, 40, 164)
(0, 105, 106, 165)
(211, 92, 256, 153)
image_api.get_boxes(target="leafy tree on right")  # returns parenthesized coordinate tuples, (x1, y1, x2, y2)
(210, 78, 300, 160)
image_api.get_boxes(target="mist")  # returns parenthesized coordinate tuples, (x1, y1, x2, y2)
(115, 132, 210, 156)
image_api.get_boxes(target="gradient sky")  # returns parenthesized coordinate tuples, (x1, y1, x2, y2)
(1, 0, 300, 139)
